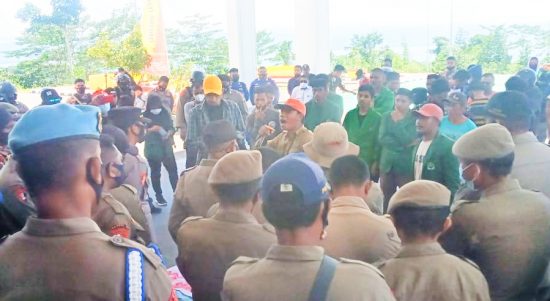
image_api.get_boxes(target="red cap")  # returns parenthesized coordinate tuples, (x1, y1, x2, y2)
(415, 103, 443, 121)
(276, 98, 306, 116)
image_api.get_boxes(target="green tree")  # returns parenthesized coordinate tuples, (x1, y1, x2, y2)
(273, 41, 294, 65)
(256, 30, 280, 64)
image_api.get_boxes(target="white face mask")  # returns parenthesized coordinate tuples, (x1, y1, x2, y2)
(194, 94, 205, 103)
(300, 82, 308, 89)
(150, 108, 162, 115)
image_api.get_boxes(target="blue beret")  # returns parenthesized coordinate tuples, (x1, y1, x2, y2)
(9, 104, 101, 153)
(261, 153, 329, 206)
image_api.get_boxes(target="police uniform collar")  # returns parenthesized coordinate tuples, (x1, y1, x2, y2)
(331, 196, 370, 211)
(396, 242, 446, 258)
(287, 125, 307, 137)
(265, 245, 325, 261)
(22, 216, 101, 236)
(212, 209, 259, 224)
(512, 131, 538, 145)
(199, 158, 218, 167)
(481, 176, 521, 198)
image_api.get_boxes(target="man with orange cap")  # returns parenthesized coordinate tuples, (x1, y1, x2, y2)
(412, 103, 460, 198)
(256, 98, 313, 155)
(186, 75, 246, 167)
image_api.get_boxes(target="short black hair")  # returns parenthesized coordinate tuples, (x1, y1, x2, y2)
(254, 85, 273, 96)
(452, 69, 470, 82)
(430, 78, 450, 94)
(396, 88, 413, 99)
(447, 56, 456, 61)
(258, 147, 282, 173)
(146, 93, 162, 111)
(505, 76, 528, 93)
(482, 73, 494, 80)
(329, 155, 370, 189)
(211, 178, 261, 205)
(370, 68, 385, 75)
(16, 139, 98, 198)
(158, 76, 169, 83)
(74, 79, 85, 84)
(387, 71, 400, 81)
(475, 152, 515, 177)
(102, 125, 129, 154)
(262, 188, 325, 229)
(468, 81, 485, 92)
(427, 74, 442, 81)
(217, 74, 230, 82)
(294, 65, 302, 69)
(391, 206, 449, 239)
(134, 85, 142, 91)
(334, 64, 346, 72)
(258, 66, 267, 70)
(411, 87, 428, 106)
(99, 134, 119, 164)
(229, 68, 239, 73)
(357, 84, 375, 98)
(384, 57, 392, 63)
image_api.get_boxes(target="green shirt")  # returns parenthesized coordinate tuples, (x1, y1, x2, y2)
(374, 87, 395, 115)
(343, 107, 382, 169)
(304, 99, 341, 131)
(378, 112, 417, 175)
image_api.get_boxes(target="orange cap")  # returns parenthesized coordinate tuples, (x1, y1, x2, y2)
(414, 103, 443, 121)
(203, 75, 223, 96)
(276, 98, 306, 116)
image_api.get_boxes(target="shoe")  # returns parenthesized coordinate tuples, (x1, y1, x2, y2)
(155, 194, 168, 207)
(147, 197, 162, 214)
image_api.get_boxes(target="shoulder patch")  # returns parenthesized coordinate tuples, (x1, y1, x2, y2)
(120, 184, 138, 195)
(231, 256, 260, 266)
(262, 223, 276, 234)
(181, 216, 203, 225)
(179, 165, 197, 177)
(339, 257, 385, 278)
(103, 194, 131, 215)
(110, 235, 163, 268)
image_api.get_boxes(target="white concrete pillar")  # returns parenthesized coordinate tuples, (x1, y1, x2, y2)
(294, 0, 330, 74)
(227, 0, 257, 85)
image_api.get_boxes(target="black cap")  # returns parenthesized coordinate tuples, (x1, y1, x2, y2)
(108, 107, 151, 131)
(202, 120, 238, 150)
(487, 91, 532, 121)
(40, 88, 62, 105)
(310, 74, 329, 88)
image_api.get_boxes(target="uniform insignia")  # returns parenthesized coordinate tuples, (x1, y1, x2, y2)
(125, 248, 144, 301)
(427, 162, 435, 170)
(111, 225, 130, 238)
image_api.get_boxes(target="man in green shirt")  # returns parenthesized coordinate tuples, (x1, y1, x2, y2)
(370, 68, 395, 115)
(304, 74, 342, 131)
(343, 84, 382, 180)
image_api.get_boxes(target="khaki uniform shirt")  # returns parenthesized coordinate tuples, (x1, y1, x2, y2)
(321, 196, 401, 264)
(366, 182, 384, 215)
(176, 210, 276, 301)
(206, 200, 267, 224)
(222, 245, 395, 301)
(0, 217, 172, 300)
(511, 132, 550, 198)
(379, 242, 490, 301)
(440, 177, 550, 301)
(265, 125, 313, 156)
(123, 146, 150, 201)
(169, 159, 218, 240)
(111, 184, 152, 245)
(93, 193, 136, 239)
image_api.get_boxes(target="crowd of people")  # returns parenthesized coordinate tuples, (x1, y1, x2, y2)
(0, 54, 549, 300)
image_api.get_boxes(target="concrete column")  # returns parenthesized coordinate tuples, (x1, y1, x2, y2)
(227, 0, 257, 85)
(294, 0, 330, 74)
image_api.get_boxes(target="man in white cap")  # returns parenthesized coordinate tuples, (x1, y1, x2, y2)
(380, 180, 490, 301)
(175, 150, 276, 301)
(440, 123, 550, 301)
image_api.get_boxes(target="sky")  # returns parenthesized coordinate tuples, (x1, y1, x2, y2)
(1, 0, 549, 66)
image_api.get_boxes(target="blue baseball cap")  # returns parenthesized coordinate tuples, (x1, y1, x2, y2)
(9, 103, 102, 154)
(261, 153, 330, 206)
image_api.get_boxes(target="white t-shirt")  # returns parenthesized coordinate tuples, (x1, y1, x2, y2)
(414, 140, 433, 180)
(291, 85, 313, 103)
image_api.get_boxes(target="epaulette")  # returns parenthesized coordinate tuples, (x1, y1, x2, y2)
(181, 216, 203, 225)
(103, 194, 132, 215)
(230, 256, 260, 266)
(457, 255, 482, 270)
(262, 223, 276, 234)
(120, 184, 138, 195)
(339, 258, 385, 278)
(110, 235, 162, 269)
(179, 165, 197, 177)
(450, 199, 479, 213)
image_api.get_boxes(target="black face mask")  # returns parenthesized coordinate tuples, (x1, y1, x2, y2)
(0, 132, 8, 145)
(111, 163, 127, 188)
(86, 160, 104, 204)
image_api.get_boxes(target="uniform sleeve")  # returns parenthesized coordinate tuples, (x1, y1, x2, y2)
(143, 256, 175, 301)
(186, 108, 200, 147)
(109, 213, 133, 239)
(176, 89, 189, 128)
(241, 83, 250, 101)
(168, 175, 189, 241)
(372, 116, 382, 164)
(439, 206, 473, 256)
(443, 143, 460, 198)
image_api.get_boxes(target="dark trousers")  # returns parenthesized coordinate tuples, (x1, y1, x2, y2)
(185, 144, 199, 168)
(148, 149, 178, 197)
(380, 170, 412, 213)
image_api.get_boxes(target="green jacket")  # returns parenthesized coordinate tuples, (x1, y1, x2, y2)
(412, 132, 460, 198)
(379, 112, 417, 175)
(304, 98, 341, 131)
(343, 107, 381, 169)
(327, 93, 344, 120)
(374, 87, 395, 115)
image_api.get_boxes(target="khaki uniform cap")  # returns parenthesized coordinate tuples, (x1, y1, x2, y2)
(387, 180, 451, 214)
(208, 150, 263, 184)
(452, 123, 515, 161)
